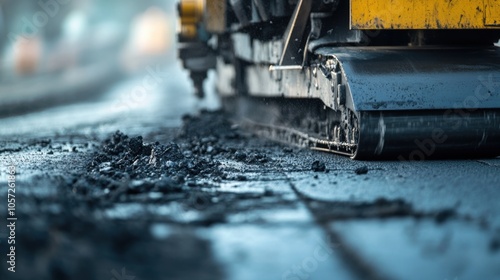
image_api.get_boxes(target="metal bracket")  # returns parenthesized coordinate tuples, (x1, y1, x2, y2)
(269, 65, 303, 71)
(278, 0, 312, 66)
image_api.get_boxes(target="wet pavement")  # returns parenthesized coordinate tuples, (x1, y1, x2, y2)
(0, 62, 499, 280)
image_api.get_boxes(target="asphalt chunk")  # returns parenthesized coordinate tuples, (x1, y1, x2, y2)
(434, 208, 456, 224)
(311, 160, 326, 172)
(128, 136, 143, 156)
(354, 166, 369, 175)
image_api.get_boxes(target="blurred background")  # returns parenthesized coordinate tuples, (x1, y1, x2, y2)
(0, 0, 216, 121)
(1, 0, 175, 75)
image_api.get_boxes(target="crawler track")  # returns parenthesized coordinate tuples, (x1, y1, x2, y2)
(229, 97, 500, 159)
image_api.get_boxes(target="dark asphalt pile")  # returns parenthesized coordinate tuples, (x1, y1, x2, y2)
(87, 111, 268, 187)
(78, 111, 278, 217)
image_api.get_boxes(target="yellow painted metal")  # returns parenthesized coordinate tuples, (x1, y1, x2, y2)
(350, 0, 500, 29)
(178, 0, 205, 40)
(179, 22, 198, 39)
(485, 0, 500, 26)
(179, 0, 205, 23)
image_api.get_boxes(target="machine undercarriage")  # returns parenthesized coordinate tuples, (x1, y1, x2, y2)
(177, 0, 500, 159)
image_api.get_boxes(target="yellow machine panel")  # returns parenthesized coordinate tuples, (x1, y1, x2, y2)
(486, 0, 500, 26)
(351, 0, 500, 29)
(178, 0, 205, 40)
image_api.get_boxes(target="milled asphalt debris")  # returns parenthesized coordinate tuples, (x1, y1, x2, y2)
(0, 110, 305, 280)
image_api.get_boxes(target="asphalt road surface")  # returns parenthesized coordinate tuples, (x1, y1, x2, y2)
(0, 62, 499, 280)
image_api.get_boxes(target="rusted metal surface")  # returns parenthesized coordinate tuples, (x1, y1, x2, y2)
(206, 0, 227, 33)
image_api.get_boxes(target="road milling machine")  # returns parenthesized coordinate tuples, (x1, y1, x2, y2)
(177, 0, 500, 159)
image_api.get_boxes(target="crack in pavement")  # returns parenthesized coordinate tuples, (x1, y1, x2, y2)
(286, 180, 392, 280)
(286, 177, 500, 280)
(476, 159, 500, 168)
